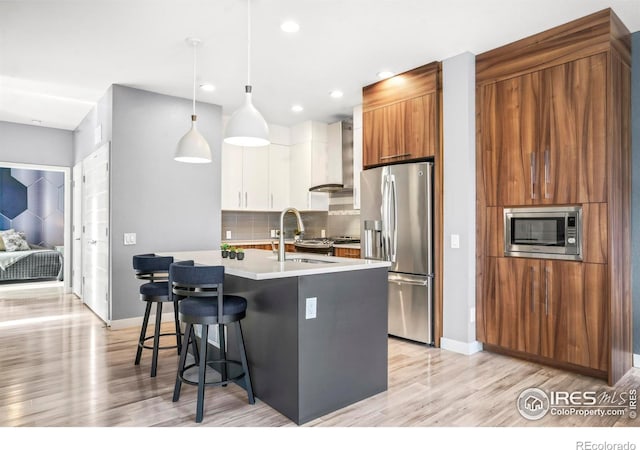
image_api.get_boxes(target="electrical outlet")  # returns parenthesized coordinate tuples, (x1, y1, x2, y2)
(305, 297, 317, 319)
(123, 233, 136, 245)
(226, 230, 232, 239)
(321, 229, 326, 238)
(270, 229, 276, 238)
(451, 234, 460, 249)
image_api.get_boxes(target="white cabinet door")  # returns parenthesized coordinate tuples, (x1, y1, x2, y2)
(289, 142, 311, 210)
(221, 143, 244, 209)
(242, 147, 269, 210)
(269, 144, 290, 210)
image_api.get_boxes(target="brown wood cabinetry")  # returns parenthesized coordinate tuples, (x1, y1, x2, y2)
(476, 9, 631, 385)
(333, 247, 361, 259)
(482, 257, 608, 373)
(480, 54, 606, 206)
(362, 63, 440, 168)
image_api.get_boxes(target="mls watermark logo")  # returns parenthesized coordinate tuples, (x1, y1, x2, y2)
(517, 387, 550, 420)
(517, 386, 637, 420)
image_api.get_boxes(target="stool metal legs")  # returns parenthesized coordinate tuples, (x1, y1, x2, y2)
(135, 302, 153, 365)
(135, 300, 182, 377)
(236, 322, 255, 404)
(173, 324, 192, 403)
(151, 302, 163, 377)
(173, 321, 255, 423)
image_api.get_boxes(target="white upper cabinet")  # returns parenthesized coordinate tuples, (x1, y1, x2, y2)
(221, 123, 292, 211)
(242, 147, 270, 210)
(221, 143, 269, 210)
(221, 143, 244, 210)
(289, 121, 330, 211)
(268, 144, 290, 210)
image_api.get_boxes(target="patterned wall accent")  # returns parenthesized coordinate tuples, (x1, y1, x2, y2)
(0, 167, 64, 247)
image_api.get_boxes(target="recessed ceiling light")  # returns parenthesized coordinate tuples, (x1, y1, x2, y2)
(291, 104, 303, 112)
(377, 71, 395, 79)
(281, 21, 300, 33)
(329, 90, 343, 99)
(31, 119, 42, 125)
(199, 83, 215, 92)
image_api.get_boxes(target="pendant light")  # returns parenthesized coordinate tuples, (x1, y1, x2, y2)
(224, 0, 270, 147)
(175, 37, 212, 164)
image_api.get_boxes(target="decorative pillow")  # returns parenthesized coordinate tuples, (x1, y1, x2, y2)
(0, 229, 15, 251)
(1, 230, 30, 252)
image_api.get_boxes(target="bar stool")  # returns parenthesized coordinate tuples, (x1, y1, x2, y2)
(133, 253, 180, 377)
(170, 263, 255, 423)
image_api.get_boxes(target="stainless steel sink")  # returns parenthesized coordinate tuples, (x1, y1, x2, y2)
(286, 257, 336, 264)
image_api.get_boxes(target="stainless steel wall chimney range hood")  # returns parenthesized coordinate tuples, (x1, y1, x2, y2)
(309, 119, 353, 193)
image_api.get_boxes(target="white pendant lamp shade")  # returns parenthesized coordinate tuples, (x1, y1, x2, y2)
(224, 86, 269, 147)
(224, 0, 270, 147)
(175, 37, 212, 163)
(175, 115, 211, 163)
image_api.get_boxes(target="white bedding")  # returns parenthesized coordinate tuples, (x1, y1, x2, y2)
(0, 249, 48, 271)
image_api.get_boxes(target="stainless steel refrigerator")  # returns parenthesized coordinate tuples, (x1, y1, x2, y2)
(360, 161, 433, 344)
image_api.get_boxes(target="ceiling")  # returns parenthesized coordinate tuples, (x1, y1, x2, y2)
(1, 0, 638, 131)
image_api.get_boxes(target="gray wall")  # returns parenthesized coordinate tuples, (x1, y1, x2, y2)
(110, 85, 222, 321)
(441, 52, 478, 350)
(73, 87, 113, 164)
(632, 32, 639, 356)
(0, 121, 73, 167)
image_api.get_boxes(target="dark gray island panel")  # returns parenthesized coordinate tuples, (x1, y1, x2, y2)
(297, 269, 388, 423)
(224, 267, 388, 424)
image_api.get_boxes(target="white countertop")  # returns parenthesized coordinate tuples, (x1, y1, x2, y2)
(158, 249, 389, 281)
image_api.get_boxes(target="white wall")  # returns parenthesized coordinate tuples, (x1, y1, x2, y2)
(441, 52, 481, 354)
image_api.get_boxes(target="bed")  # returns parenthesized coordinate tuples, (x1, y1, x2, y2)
(0, 245, 63, 283)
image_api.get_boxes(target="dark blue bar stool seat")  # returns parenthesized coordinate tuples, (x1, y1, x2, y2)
(133, 253, 180, 377)
(170, 263, 255, 423)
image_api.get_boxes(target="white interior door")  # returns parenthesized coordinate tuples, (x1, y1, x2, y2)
(72, 162, 83, 297)
(82, 144, 110, 323)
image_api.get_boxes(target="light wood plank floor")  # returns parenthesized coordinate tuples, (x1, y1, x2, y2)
(0, 285, 638, 427)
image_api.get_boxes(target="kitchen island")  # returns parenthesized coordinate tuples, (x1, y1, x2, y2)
(161, 249, 390, 424)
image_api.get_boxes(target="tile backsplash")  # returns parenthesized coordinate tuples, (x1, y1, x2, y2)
(221, 211, 328, 240)
(221, 192, 361, 241)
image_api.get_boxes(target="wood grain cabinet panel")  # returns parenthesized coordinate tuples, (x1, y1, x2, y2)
(487, 258, 607, 372)
(362, 63, 440, 168)
(547, 54, 607, 204)
(543, 261, 608, 371)
(334, 247, 361, 258)
(482, 72, 543, 206)
(490, 258, 541, 354)
(363, 95, 437, 167)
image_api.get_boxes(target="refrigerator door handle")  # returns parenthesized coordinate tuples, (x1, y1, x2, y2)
(388, 274, 432, 286)
(381, 174, 390, 261)
(389, 174, 398, 263)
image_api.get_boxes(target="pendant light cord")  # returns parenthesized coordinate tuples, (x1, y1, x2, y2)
(247, 0, 251, 86)
(192, 40, 197, 116)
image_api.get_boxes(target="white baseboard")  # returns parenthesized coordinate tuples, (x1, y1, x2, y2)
(634, 354, 640, 368)
(440, 337, 483, 355)
(109, 308, 176, 330)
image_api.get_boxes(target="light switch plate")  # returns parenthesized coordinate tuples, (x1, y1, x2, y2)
(124, 233, 136, 245)
(305, 297, 317, 319)
(451, 234, 460, 249)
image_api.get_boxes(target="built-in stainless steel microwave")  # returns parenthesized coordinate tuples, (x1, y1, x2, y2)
(504, 206, 582, 261)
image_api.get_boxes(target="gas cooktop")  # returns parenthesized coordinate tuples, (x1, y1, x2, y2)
(295, 236, 360, 247)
